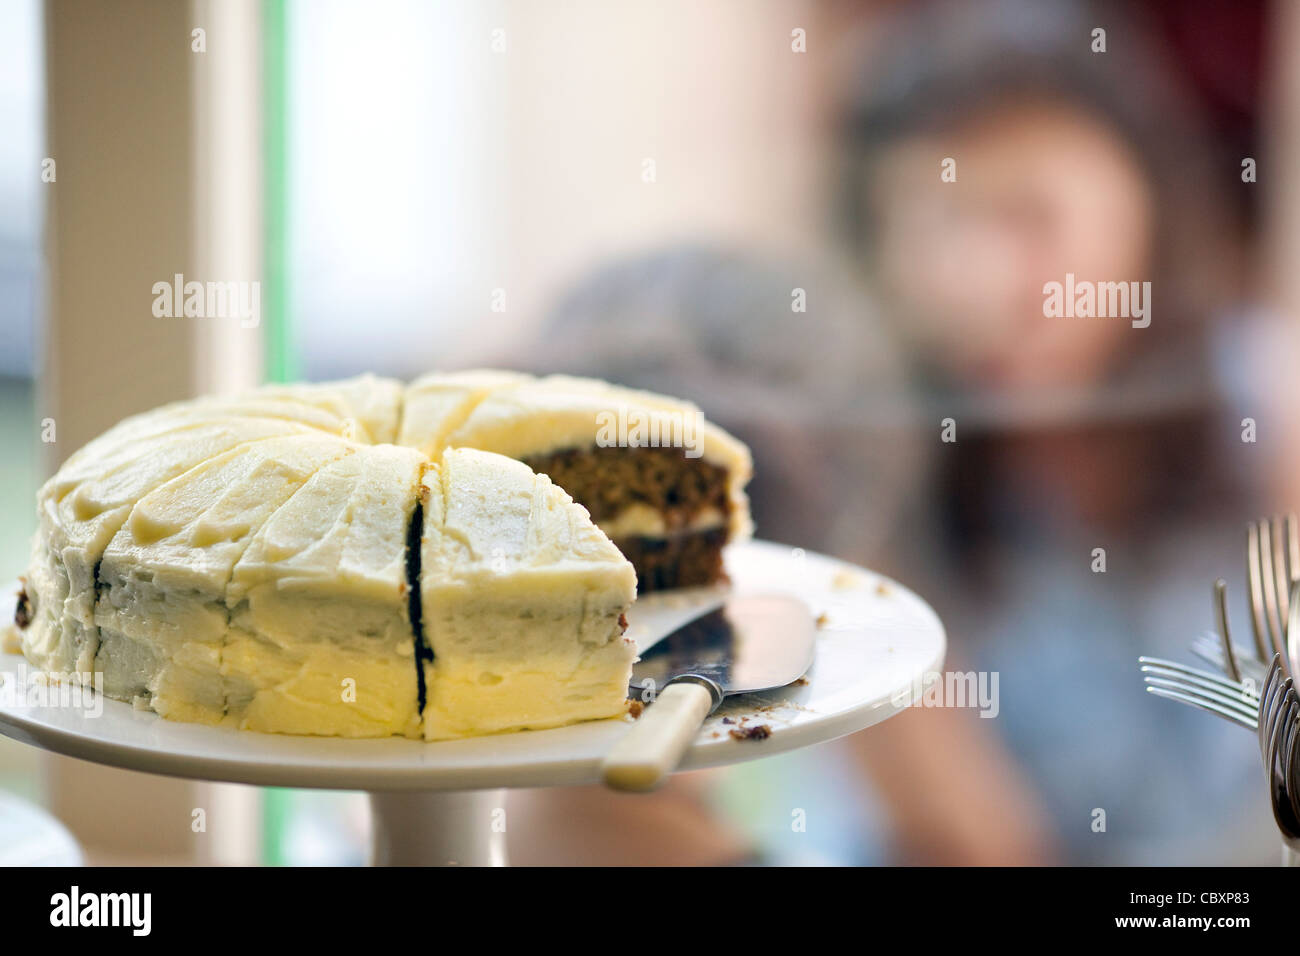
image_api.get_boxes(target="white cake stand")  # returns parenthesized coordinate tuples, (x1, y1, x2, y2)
(0, 541, 945, 865)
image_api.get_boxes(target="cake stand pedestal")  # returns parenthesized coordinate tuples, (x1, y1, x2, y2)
(0, 541, 945, 866)
(369, 790, 507, 865)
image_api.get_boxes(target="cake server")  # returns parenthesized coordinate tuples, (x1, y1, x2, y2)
(601, 594, 814, 792)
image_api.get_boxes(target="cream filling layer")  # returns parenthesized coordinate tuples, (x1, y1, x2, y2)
(596, 504, 727, 540)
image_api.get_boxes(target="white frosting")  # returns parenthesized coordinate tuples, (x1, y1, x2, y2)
(405, 371, 753, 541)
(420, 448, 636, 739)
(398, 369, 532, 454)
(19, 371, 746, 740)
(93, 434, 352, 723)
(224, 444, 425, 738)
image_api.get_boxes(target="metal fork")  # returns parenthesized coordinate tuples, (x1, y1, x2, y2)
(1139, 656, 1258, 730)
(1247, 515, 1300, 678)
(1196, 516, 1300, 686)
(1255, 655, 1300, 857)
(1190, 579, 1268, 687)
(1146, 516, 1300, 862)
(1142, 650, 1300, 861)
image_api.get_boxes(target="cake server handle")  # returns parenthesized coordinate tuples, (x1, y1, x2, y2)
(601, 677, 720, 792)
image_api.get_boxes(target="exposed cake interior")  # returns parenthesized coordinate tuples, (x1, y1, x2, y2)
(522, 445, 733, 590)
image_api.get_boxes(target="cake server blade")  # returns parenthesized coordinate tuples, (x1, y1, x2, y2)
(623, 589, 727, 656)
(603, 594, 814, 792)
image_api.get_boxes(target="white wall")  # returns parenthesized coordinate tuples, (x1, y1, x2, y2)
(288, 0, 826, 379)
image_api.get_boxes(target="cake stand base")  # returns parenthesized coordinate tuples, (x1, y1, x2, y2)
(369, 788, 508, 866)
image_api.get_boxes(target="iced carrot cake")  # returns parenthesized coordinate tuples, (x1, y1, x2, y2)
(12, 371, 750, 738)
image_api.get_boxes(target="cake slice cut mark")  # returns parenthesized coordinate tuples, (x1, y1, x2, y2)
(427, 391, 495, 454)
(220, 445, 425, 736)
(393, 378, 406, 450)
(248, 375, 403, 444)
(427, 452, 481, 560)
(132, 400, 354, 443)
(217, 449, 421, 735)
(398, 371, 526, 456)
(45, 416, 321, 510)
(406, 497, 430, 714)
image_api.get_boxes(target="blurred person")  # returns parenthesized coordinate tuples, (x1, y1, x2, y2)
(488, 0, 1276, 867)
(834, 0, 1276, 862)
(490, 245, 1057, 865)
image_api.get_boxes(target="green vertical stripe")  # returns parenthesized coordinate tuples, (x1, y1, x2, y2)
(263, 0, 295, 384)
(262, 787, 292, 867)
(262, 0, 294, 867)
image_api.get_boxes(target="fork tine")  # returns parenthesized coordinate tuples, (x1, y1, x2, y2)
(1266, 661, 1288, 723)
(1145, 686, 1257, 729)
(1265, 691, 1300, 842)
(1139, 666, 1258, 706)
(1189, 633, 1268, 685)
(1267, 684, 1297, 778)
(1259, 655, 1282, 756)
(1289, 580, 1300, 683)
(1214, 579, 1242, 683)
(1137, 656, 1257, 695)
(1260, 656, 1284, 757)
(1283, 689, 1300, 775)
(1275, 515, 1291, 628)
(1142, 675, 1259, 720)
(1288, 513, 1300, 584)
(1141, 668, 1258, 711)
(1260, 520, 1292, 677)
(1261, 520, 1288, 667)
(1249, 522, 1273, 660)
(1140, 662, 1256, 696)
(1286, 696, 1300, 822)
(1265, 676, 1294, 768)
(1268, 515, 1289, 629)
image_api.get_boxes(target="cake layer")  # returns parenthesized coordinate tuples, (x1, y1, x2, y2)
(520, 445, 732, 535)
(611, 528, 729, 591)
(419, 448, 636, 740)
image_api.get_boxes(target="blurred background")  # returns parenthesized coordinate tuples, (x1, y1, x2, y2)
(1, 0, 1297, 864)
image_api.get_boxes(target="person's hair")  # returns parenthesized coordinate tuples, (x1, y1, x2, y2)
(835, 0, 1230, 393)
(833, 0, 1241, 557)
